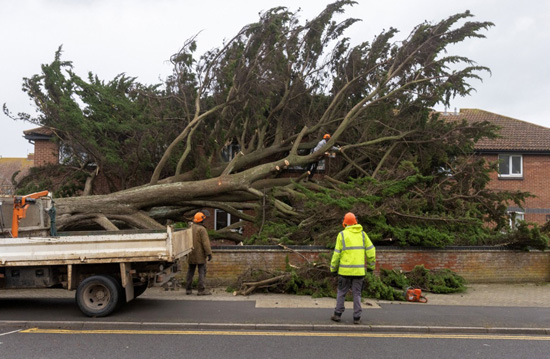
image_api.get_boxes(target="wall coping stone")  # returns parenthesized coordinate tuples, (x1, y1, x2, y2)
(212, 245, 546, 252)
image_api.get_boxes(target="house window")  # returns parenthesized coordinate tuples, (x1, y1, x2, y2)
(507, 211, 525, 229)
(59, 143, 95, 167)
(221, 143, 241, 162)
(498, 154, 522, 178)
(214, 209, 243, 233)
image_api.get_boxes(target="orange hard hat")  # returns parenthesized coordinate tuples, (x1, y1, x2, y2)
(323, 134, 331, 140)
(193, 212, 206, 223)
(343, 212, 357, 227)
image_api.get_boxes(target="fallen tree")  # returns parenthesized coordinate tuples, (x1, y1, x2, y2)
(6, 1, 534, 247)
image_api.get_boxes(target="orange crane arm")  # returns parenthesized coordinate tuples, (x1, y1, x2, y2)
(11, 190, 50, 238)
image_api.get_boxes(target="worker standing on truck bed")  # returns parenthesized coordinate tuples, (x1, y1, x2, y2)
(186, 212, 213, 296)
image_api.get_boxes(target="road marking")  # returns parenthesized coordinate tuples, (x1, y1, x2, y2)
(20, 328, 550, 341)
(0, 329, 22, 337)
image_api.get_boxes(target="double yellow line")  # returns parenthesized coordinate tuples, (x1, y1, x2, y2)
(21, 328, 550, 341)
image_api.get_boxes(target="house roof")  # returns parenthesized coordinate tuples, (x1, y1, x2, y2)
(23, 126, 55, 141)
(441, 109, 550, 152)
(0, 157, 33, 195)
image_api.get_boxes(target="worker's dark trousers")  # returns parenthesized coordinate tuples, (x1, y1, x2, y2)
(306, 161, 319, 179)
(335, 275, 364, 319)
(186, 263, 207, 292)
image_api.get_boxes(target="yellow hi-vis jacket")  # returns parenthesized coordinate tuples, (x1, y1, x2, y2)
(330, 224, 376, 276)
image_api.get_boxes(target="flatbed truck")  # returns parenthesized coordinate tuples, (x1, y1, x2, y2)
(0, 192, 193, 317)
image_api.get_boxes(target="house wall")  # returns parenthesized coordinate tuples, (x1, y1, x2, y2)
(483, 154, 550, 225)
(33, 140, 58, 166)
(203, 248, 550, 286)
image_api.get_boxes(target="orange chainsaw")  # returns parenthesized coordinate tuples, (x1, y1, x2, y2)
(405, 287, 428, 303)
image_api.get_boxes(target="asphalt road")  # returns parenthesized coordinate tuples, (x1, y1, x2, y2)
(1, 296, 550, 330)
(1, 289, 550, 359)
(1, 327, 549, 359)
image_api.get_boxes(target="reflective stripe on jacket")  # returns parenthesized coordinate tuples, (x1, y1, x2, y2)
(330, 224, 376, 276)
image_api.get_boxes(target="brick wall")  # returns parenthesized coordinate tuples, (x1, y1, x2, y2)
(33, 140, 58, 166)
(483, 154, 550, 225)
(204, 248, 550, 286)
(376, 249, 550, 283)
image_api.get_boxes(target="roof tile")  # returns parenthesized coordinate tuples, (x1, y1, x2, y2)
(441, 109, 550, 152)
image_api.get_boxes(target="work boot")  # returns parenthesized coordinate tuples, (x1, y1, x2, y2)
(197, 290, 212, 296)
(353, 317, 361, 325)
(186, 289, 192, 295)
(330, 313, 341, 322)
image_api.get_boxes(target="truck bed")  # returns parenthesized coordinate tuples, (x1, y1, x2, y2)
(0, 226, 193, 266)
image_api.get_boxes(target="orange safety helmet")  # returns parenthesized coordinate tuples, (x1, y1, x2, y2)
(323, 134, 331, 140)
(342, 212, 357, 227)
(193, 212, 206, 223)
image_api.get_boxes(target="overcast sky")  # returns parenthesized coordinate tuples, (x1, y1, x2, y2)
(2, 0, 549, 157)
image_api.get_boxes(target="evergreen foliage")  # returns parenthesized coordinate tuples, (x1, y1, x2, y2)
(381, 265, 466, 294)
(234, 259, 466, 300)
(501, 222, 549, 251)
(4, 2, 535, 247)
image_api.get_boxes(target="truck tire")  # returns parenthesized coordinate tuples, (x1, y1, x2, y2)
(76, 275, 122, 317)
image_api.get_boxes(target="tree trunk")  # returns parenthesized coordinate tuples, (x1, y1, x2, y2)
(54, 156, 298, 229)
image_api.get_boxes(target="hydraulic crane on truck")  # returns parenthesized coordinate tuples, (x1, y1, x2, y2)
(10, 190, 50, 238)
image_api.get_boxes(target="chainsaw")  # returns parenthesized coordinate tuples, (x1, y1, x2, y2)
(405, 287, 428, 303)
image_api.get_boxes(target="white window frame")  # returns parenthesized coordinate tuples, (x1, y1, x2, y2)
(221, 143, 241, 162)
(214, 209, 243, 234)
(507, 211, 525, 229)
(498, 154, 523, 178)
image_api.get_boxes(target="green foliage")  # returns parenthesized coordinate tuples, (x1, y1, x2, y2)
(8, 46, 182, 193)
(234, 257, 464, 301)
(381, 225, 455, 247)
(503, 222, 549, 251)
(363, 272, 405, 301)
(379, 269, 409, 289)
(380, 265, 466, 294)
(173, 221, 189, 229)
(246, 221, 299, 245)
(15, 165, 84, 198)
(281, 267, 337, 298)
(295, 155, 529, 247)
(14, 170, 53, 196)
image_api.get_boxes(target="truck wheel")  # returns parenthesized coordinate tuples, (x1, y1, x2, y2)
(76, 275, 121, 317)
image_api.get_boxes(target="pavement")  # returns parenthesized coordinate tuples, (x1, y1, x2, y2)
(1, 282, 550, 334)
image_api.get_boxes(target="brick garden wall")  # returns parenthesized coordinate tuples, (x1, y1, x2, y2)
(205, 248, 550, 286)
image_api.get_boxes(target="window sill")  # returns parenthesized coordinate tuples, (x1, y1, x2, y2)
(498, 176, 524, 180)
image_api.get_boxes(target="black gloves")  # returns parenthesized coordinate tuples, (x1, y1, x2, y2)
(367, 267, 374, 273)
(207, 254, 212, 261)
(331, 271, 338, 276)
